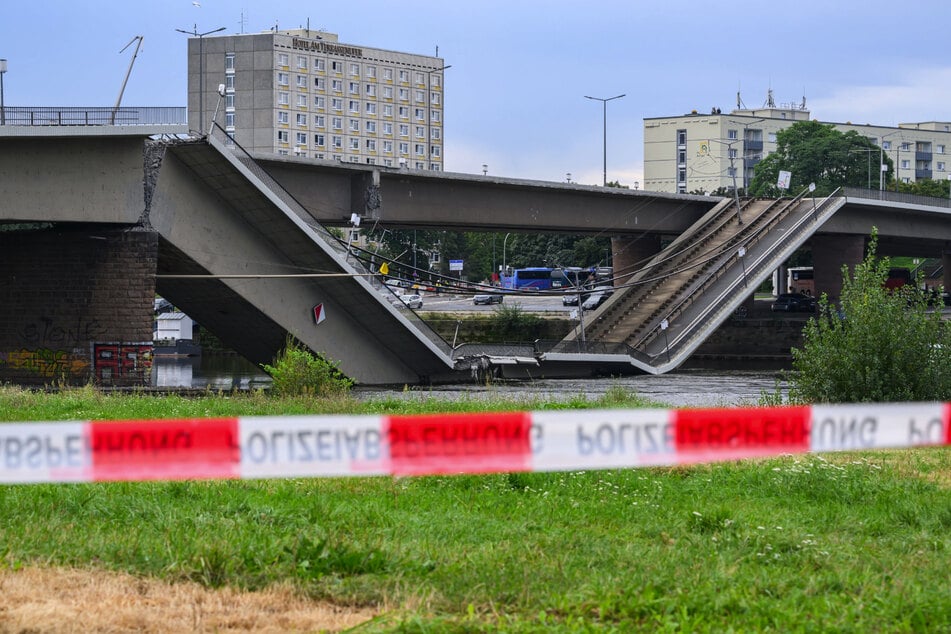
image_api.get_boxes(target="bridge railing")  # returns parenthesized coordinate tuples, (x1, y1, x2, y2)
(206, 123, 454, 357)
(0, 106, 187, 127)
(842, 186, 951, 208)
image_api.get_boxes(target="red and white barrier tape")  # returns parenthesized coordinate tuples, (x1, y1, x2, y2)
(1, 403, 949, 483)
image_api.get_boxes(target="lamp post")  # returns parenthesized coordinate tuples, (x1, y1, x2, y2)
(584, 93, 625, 186)
(0, 59, 7, 126)
(502, 233, 513, 283)
(176, 25, 226, 135)
(711, 138, 743, 224)
(482, 163, 487, 176)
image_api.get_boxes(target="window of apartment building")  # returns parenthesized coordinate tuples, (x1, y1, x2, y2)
(277, 111, 289, 125)
(331, 61, 342, 73)
(365, 102, 377, 115)
(296, 132, 307, 146)
(278, 92, 290, 105)
(938, 145, 946, 154)
(383, 104, 393, 117)
(225, 94, 234, 109)
(277, 72, 289, 86)
(399, 70, 409, 82)
(727, 166, 736, 177)
(382, 122, 393, 135)
(365, 84, 376, 97)
(431, 145, 441, 158)
(314, 58, 325, 72)
(728, 148, 737, 159)
(882, 140, 891, 150)
(399, 106, 409, 119)
(383, 86, 393, 99)
(366, 121, 377, 134)
(416, 162, 425, 169)
(431, 128, 440, 140)
(297, 55, 307, 69)
(414, 72, 424, 85)
(349, 81, 359, 94)
(431, 111, 441, 123)
(225, 113, 235, 128)
(399, 88, 409, 101)
(415, 90, 425, 103)
(383, 140, 393, 153)
(415, 143, 425, 156)
(727, 129, 737, 140)
(277, 130, 289, 143)
(350, 138, 360, 150)
(431, 92, 441, 105)
(415, 125, 425, 139)
(366, 139, 377, 151)
(677, 129, 687, 146)
(678, 150, 686, 165)
(399, 124, 409, 137)
(314, 96, 325, 109)
(383, 68, 393, 81)
(332, 135, 342, 148)
(768, 132, 777, 143)
(678, 167, 686, 182)
(399, 142, 409, 154)
(332, 117, 343, 130)
(366, 65, 376, 79)
(296, 75, 307, 89)
(414, 108, 425, 121)
(431, 75, 441, 88)
(347, 63, 358, 76)
(938, 161, 946, 171)
(314, 115, 325, 127)
(332, 80, 342, 92)
(278, 53, 289, 67)
(314, 77, 325, 90)
(297, 94, 307, 107)
(332, 98, 343, 111)
(901, 159, 910, 169)
(349, 119, 360, 132)
(900, 142, 911, 151)
(314, 134, 325, 147)
(349, 100, 360, 113)
(225, 75, 235, 90)
(430, 163, 441, 171)
(296, 113, 307, 126)
(225, 53, 235, 70)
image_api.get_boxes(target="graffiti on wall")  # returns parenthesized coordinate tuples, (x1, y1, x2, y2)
(93, 342, 153, 383)
(0, 348, 89, 379)
(18, 316, 107, 349)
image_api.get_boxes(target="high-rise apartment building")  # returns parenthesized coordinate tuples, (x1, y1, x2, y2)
(184, 28, 446, 169)
(644, 94, 951, 194)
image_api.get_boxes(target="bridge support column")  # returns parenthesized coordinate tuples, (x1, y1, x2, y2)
(611, 234, 662, 285)
(811, 234, 866, 303)
(0, 226, 157, 387)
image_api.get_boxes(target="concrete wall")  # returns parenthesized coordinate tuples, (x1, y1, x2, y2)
(0, 226, 157, 386)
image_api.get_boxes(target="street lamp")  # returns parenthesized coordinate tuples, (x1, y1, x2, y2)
(711, 138, 743, 224)
(502, 233, 513, 282)
(176, 25, 226, 135)
(585, 93, 625, 186)
(482, 163, 487, 176)
(0, 59, 7, 126)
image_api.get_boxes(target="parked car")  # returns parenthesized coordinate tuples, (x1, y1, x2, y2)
(563, 285, 612, 306)
(581, 291, 610, 311)
(770, 293, 816, 313)
(399, 293, 423, 309)
(473, 293, 503, 305)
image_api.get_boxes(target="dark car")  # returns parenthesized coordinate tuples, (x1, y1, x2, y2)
(473, 293, 503, 305)
(771, 293, 817, 313)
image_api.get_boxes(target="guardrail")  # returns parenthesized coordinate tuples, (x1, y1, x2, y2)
(842, 186, 951, 208)
(0, 106, 187, 126)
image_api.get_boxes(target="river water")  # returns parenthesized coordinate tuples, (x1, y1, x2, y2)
(152, 355, 786, 408)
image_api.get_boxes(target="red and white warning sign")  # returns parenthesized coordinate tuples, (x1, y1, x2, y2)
(0, 403, 948, 483)
(312, 303, 326, 325)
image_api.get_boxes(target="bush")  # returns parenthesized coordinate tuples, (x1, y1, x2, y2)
(487, 302, 542, 342)
(789, 230, 951, 403)
(261, 337, 353, 397)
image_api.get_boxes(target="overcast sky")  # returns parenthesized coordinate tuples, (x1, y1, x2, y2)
(3, 0, 950, 186)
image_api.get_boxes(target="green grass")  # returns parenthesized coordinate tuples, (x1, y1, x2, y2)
(1, 386, 949, 632)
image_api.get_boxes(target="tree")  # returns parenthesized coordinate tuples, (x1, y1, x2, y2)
(789, 230, 951, 403)
(749, 121, 894, 197)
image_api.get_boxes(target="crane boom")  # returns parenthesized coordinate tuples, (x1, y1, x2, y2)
(111, 35, 143, 124)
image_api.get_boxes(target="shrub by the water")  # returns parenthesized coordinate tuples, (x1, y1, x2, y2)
(261, 337, 353, 397)
(790, 230, 951, 403)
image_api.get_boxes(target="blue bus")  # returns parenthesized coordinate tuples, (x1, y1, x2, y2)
(500, 267, 557, 290)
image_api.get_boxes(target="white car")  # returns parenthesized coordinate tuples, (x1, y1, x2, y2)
(399, 293, 423, 309)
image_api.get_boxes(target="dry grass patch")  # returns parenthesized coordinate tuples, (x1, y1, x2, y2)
(0, 566, 382, 633)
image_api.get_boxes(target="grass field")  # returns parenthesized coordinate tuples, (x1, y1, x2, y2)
(1, 387, 949, 632)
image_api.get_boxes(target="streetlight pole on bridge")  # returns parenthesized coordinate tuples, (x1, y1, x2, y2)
(176, 25, 226, 135)
(584, 94, 625, 186)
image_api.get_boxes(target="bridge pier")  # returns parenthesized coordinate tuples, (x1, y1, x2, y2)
(0, 226, 157, 387)
(811, 234, 866, 303)
(610, 234, 663, 285)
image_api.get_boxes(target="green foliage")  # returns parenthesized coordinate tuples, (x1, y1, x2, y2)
(486, 302, 542, 342)
(749, 121, 894, 196)
(261, 337, 353, 397)
(789, 230, 951, 403)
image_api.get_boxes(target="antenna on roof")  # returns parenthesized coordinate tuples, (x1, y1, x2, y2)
(800, 87, 807, 110)
(736, 82, 746, 109)
(764, 87, 776, 108)
(238, 9, 247, 34)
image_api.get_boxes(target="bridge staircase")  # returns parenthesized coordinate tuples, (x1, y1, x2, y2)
(553, 188, 846, 373)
